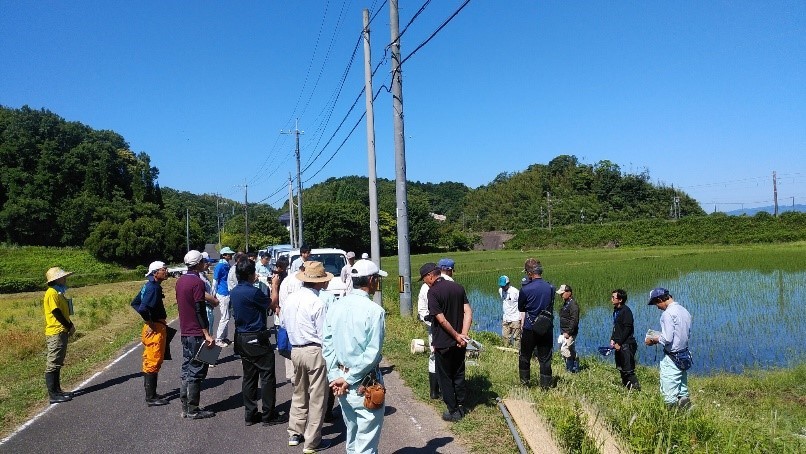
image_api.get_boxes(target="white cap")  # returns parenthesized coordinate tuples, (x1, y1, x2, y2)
(184, 250, 203, 266)
(146, 261, 166, 277)
(346, 251, 356, 259)
(361, 252, 369, 259)
(351, 259, 388, 277)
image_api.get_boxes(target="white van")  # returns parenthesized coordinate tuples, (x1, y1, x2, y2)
(279, 248, 348, 277)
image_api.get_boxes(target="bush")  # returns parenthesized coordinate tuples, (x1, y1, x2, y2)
(0, 278, 41, 294)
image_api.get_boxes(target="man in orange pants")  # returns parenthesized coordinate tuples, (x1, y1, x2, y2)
(132, 261, 170, 406)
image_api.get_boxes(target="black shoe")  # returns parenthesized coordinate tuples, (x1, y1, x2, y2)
(288, 434, 304, 446)
(188, 409, 215, 419)
(49, 393, 71, 404)
(262, 413, 288, 426)
(146, 397, 170, 407)
(441, 409, 463, 422)
(246, 413, 262, 426)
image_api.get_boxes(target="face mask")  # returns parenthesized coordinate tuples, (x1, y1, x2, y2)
(54, 284, 68, 294)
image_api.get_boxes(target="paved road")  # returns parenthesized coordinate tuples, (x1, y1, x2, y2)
(1, 320, 467, 454)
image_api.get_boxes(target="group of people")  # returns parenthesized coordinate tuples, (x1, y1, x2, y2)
(493, 259, 693, 409)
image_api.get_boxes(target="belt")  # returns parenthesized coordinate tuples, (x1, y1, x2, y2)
(292, 342, 321, 348)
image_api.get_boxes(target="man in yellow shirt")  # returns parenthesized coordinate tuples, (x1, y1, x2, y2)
(43, 267, 76, 404)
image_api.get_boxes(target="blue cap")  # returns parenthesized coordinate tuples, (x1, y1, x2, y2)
(498, 275, 509, 287)
(438, 258, 455, 269)
(648, 287, 670, 305)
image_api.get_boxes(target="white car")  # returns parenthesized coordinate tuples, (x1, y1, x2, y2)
(280, 248, 348, 277)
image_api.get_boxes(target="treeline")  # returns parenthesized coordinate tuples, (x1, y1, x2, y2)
(507, 211, 806, 249)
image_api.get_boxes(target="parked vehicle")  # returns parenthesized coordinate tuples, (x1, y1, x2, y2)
(278, 248, 348, 277)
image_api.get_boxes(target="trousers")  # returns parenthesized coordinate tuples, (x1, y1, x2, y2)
(289, 345, 328, 450)
(338, 386, 384, 453)
(434, 346, 467, 413)
(141, 322, 166, 373)
(659, 355, 689, 404)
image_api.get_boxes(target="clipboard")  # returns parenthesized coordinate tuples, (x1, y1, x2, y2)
(194, 343, 222, 365)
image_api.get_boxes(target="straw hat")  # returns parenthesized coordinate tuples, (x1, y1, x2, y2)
(45, 267, 74, 284)
(296, 261, 333, 283)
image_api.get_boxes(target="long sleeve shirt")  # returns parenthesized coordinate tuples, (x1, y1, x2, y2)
(611, 305, 636, 346)
(658, 301, 692, 353)
(280, 286, 325, 346)
(323, 289, 385, 386)
(136, 276, 167, 322)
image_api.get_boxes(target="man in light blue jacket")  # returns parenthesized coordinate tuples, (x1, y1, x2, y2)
(645, 287, 693, 409)
(323, 259, 387, 454)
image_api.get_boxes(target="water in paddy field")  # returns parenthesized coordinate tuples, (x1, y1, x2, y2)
(466, 270, 806, 375)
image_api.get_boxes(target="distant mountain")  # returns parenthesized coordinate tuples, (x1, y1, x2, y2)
(725, 204, 806, 216)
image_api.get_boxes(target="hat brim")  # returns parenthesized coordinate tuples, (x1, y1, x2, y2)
(46, 271, 74, 284)
(296, 270, 334, 283)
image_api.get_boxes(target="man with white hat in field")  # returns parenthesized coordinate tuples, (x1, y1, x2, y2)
(281, 261, 333, 452)
(340, 251, 357, 285)
(324, 258, 387, 453)
(43, 267, 76, 404)
(499, 275, 521, 347)
(131, 261, 170, 406)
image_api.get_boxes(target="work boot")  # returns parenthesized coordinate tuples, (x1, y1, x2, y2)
(54, 369, 74, 399)
(518, 369, 531, 387)
(45, 372, 71, 404)
(429, 373, 441, 399)
(539, 374, 553, 390)
(572, 359, 580, 373)
(186, 382, 215, 419)
(179, 381, 189, 418)
(144, 373, 169, 406)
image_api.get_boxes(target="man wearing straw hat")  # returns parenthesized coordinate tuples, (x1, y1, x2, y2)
(324, 258, 387, 453)
(281, 261, 333, 452)
(43, 267, 76, 404)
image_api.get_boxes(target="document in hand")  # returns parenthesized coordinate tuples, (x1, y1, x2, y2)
(645, 328, 661, 340)
(194, 343, 222, 365)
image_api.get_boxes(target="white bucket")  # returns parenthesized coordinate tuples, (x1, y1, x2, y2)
(410, 338, 426, 354)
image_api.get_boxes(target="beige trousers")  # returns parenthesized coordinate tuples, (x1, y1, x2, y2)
(288, 345, 328, 450)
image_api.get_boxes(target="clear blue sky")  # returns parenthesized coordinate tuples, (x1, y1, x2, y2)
(2, 1, 804, 212)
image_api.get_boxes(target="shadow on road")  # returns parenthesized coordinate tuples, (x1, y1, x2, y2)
(72, 371, 140, 397)
(391, 436, 457, 453)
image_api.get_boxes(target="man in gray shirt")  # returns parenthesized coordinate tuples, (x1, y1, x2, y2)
(645, 287, 693, 409)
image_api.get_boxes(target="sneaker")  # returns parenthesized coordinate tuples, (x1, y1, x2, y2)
(215, 340, 229, 348)
(302, 440, 331, 453)
(288, 434, 304, 447)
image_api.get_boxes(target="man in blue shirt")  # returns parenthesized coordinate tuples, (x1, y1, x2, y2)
(518, 258, 555, 389)
(324, 259, 387, 453)
(213, 246, 235, 347)
(231, 259, 287, 426)
(133, 261, 170, 407)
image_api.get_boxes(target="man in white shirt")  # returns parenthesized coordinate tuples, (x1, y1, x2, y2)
(499, 276, 521, 347)
(339, 251, 356, 285)
(281, 261, 332, 452)
(290, 245, 311, 273)
(278, 262, 303, 381)
(438, 258, 455, 281)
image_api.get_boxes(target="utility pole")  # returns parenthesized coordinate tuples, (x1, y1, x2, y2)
(282, 120, 304, 246)
(288, 175, 297, 247)
(363, 8, 382, 305)
(236, 181, 249, 252)
(390, 0, 412, 317)
(186, 208, 190, 252)
(773, 171, 779, 217)
(546, 192, 552, 231)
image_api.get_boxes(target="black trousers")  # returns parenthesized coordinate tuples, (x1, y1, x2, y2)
(235, 331, 277, 422)
(614, 342, 640, 388)
(434, 346, 467, 413)
(519, 328, 553, 377)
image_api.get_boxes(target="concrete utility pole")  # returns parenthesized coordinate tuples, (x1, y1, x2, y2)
(186, 208, 190, 252)
(390, 0, 412, 317)
(282, 120, 304, 246)
(236, 181, 249, 252)
(363, 8, 382, 305)
(288, 175, 297, 247)
(773, 171, 779, 217)
(546, 192, 552, 231)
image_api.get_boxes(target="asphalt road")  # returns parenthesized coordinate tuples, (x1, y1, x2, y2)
(1, 320, 467, 454)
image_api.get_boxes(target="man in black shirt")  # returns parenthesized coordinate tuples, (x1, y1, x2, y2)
(421, 262, 473, 422)
(610, 289, 641, 391)
(518, 258, 555, 389)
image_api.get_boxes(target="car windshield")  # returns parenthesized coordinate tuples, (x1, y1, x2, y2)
(290, 253, 347, 276)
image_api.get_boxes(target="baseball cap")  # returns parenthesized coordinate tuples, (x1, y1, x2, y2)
(418, 262, 439, 281)
(351, 259, 388, 277)
(346, 251, 356, 259)
(361, 252, 369, 259)
(184, 250, 204, 266)
(146, 261, 166, 277)
(648, 287, 670, 305)
(498, 275, 510, 287)
(556, 284, 572, 294)
(219, 247, 236, 255)
(437, 258, 455, 269)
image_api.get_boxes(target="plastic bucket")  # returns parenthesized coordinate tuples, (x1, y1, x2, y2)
(410, 338, 426, 354)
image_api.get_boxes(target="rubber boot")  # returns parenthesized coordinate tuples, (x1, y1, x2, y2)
(180, 381, 189, 418)
(429, 373, 441, 399)
(572, 359, 580, 373)
(565, 357, 574, 372)
(539, 374, 553, 390)
(518, 369, 531, 387)
(54, 369, 74, 398)
(45, 372, 71, 404)
(186, 382, 215, 419)
(144, 373, 169, 406)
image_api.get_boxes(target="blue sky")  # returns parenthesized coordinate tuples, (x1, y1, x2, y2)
(1, 1, 804, 212)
